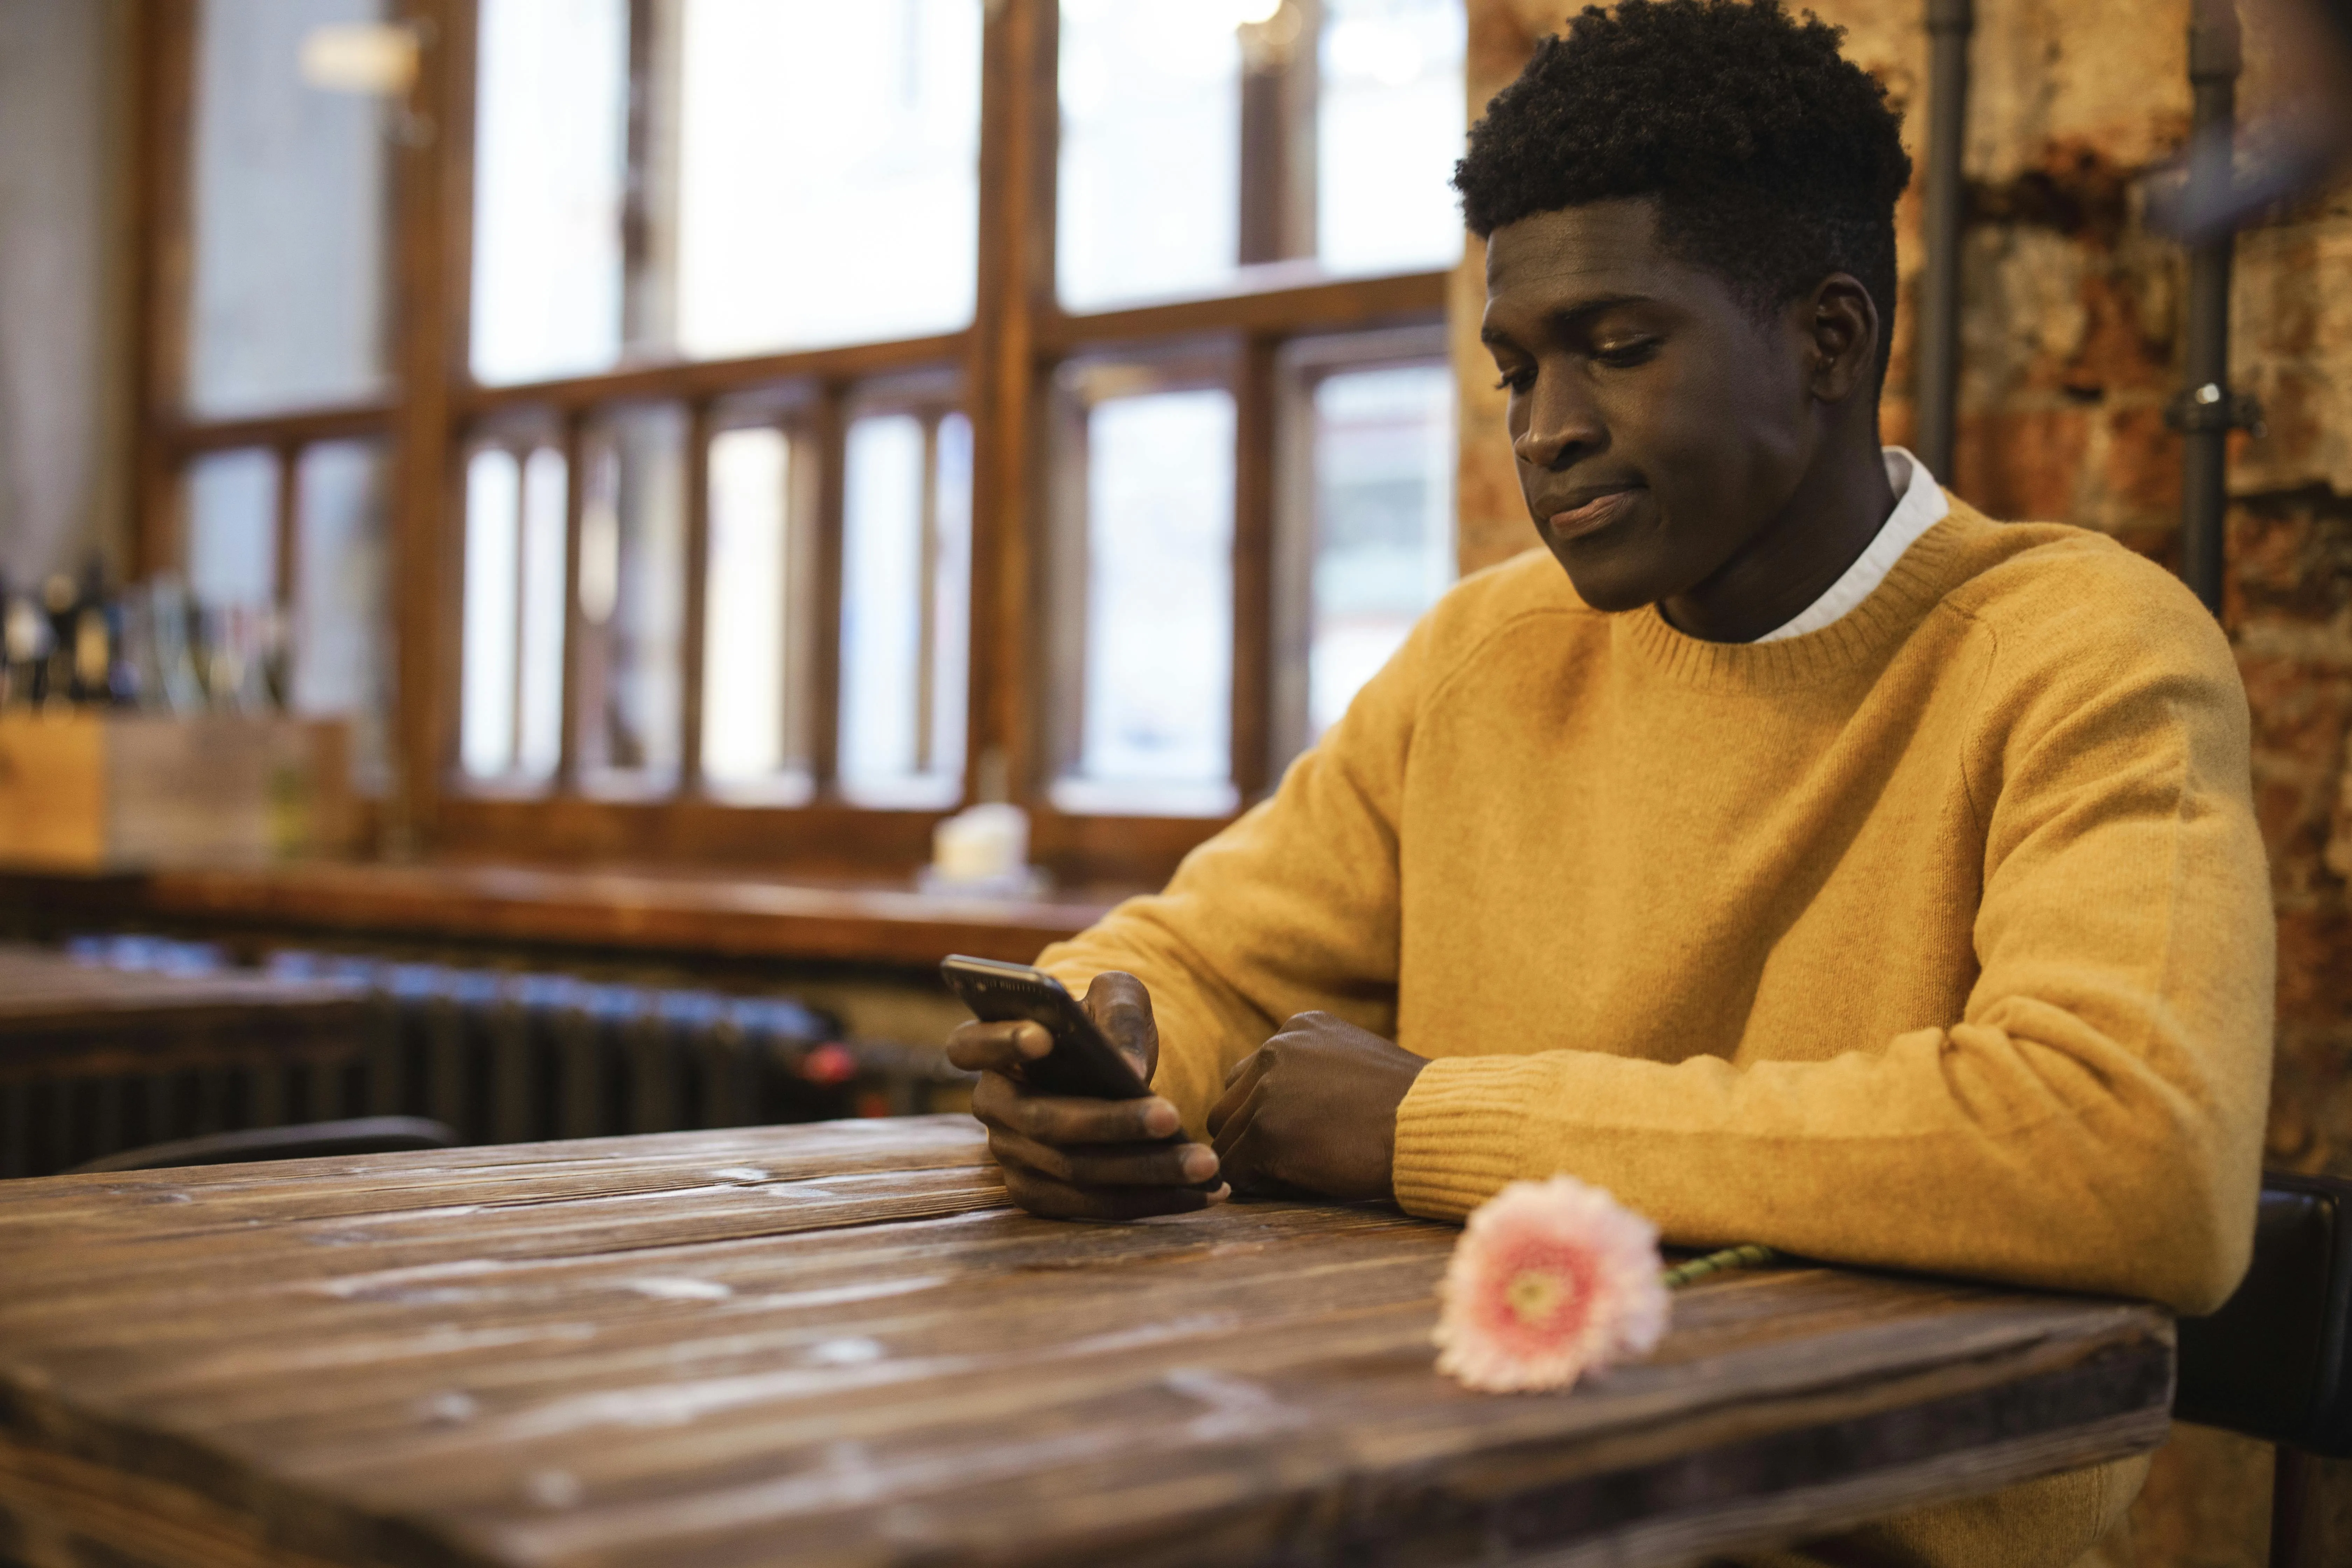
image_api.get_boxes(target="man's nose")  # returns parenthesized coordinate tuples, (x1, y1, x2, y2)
(1512, 371, 1605, 471)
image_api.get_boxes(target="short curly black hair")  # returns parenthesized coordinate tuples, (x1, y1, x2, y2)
(1455, 0, 1912, 384)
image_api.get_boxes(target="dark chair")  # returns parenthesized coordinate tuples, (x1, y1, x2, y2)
(66, 1116, 460, 1174)
(2174, 1169, 2352, 1568)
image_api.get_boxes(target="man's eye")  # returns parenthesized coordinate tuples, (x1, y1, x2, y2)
(1594, 338, 1659, 367)
(1492, 367, 1534, 392)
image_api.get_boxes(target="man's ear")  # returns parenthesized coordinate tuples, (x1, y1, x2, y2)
(1803, 273, 1880, 405)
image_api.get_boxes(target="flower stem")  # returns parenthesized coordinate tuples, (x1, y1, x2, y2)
(1660, 1243, 1780, 1290)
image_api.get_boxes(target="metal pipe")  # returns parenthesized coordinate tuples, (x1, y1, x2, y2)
(1914, 0, 1974, 484)
(2175, 0, 2249, 616)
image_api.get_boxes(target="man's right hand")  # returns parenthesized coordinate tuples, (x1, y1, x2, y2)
(946, 971, 1227, 1220)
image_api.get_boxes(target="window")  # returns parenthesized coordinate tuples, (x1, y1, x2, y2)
(469, 0, 983, 384)
(152, 0, 401, 793)
(136, 0, 1464, 885)
(1055, 3, 1240, 310)
(698, 426, 796, 791)
(188, 0, 393, 417)
(459, 443, 565, 782)
(1316, 0, 1468, 277)
(1049, 371, 1239, 817)
(671, 0, 983, 358)
(469, 0, 628, 385)
(1298, 351, 1455, 745)
(839, 408, 972, 808)
(1056, 0, 1466, 307)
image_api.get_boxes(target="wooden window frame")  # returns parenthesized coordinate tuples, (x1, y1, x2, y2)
(130, 0, 1451, 890)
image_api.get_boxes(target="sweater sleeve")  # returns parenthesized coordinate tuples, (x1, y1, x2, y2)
(1392, 591, 2276, 1315)
(1034, 618, 1430, 1134)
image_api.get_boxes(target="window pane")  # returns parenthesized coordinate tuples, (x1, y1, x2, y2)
(701, 427, 795, 789)
(1309, 364, 1454, 738)
(838, 412, 969, 807)
(1057, 1, 1239, 310)
(517, 449, 568, 778)
(291, 441, 393, 793)
(460, 449, 520, 777)
(188, 0, 391, 416)
(182, 447, 281, 712)
(186, 448, 279, 612)
(1055, 388, 1236, 816)
(470, 0, 628, 384)
(1317, 0, 1466, 278)
(928, 413, 974, 782)
(460, 447, 567, 780)
(576, 406, 687, 779)
(675, 0, 981, 358)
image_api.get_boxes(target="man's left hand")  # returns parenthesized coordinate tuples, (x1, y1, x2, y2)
(1206, 1013, 1429, 1202)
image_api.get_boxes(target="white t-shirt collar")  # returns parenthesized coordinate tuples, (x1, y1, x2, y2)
(1751, 446, 1950, 644)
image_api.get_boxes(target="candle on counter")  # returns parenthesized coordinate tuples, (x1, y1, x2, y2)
(919, 804, 1049, 898)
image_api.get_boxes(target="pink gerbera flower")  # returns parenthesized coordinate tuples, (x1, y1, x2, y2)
(1434, 1175, 1671, 1393)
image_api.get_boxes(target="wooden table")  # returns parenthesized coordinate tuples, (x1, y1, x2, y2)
(0, 943, 369, 1178)
(0, 1118, 2174, 1568)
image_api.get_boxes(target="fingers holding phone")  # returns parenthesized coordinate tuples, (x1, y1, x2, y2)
(1076, 970, 1156, 1081)
(943, 965, 1226, 1221)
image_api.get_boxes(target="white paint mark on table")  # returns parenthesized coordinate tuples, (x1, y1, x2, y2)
(419, 1390, 479, 1424)
(746, 1275, 945, 1314)
(317, 1258, 507, 1298)
(1164, 1365, 1309, 1441)
(626, 1277, 735, 1302)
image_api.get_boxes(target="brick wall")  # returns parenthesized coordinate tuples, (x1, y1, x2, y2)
(1453, 3, 2352, 1561)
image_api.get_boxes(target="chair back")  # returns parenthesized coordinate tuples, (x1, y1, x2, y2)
(2175, 1170, 2352, 1458)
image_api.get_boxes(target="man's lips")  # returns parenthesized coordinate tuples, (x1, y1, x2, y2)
(1545, 486, 1643, 542)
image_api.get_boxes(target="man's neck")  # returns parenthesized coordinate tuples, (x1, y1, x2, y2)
(1659, 434, 1899, 644)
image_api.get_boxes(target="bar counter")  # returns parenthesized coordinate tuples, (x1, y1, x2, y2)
(0, 861, 1121, 968)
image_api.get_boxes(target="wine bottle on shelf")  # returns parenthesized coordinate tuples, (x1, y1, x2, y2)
(148, 576, 205, 714)
(259, 602, 291, 711)
(7, 583, 55, 708)
(41, 574, 78, 708)
(108, 582, 151, 708)
(69, 560, 111, 707)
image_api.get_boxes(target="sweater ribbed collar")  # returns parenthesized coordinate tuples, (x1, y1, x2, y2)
(1617, 494, 1986, 692)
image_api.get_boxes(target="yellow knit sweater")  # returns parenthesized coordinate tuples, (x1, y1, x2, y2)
(1039, 497, 2274, 1568)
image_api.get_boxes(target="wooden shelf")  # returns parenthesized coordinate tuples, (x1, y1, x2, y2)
(0, 861, 1121, 968)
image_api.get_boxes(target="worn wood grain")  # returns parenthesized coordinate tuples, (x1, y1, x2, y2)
(0, 1117, 2172, 1568)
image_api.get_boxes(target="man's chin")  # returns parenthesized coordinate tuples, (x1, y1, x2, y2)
(1542, 538, 1670, 615)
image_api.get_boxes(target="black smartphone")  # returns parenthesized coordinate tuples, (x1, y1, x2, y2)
(938, 955, 1153, 1100)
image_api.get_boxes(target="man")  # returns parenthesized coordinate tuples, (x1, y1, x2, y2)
(948, 2, 2274, 1562)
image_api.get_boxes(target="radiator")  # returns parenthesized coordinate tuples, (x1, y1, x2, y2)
(0, 937, 971, 1178)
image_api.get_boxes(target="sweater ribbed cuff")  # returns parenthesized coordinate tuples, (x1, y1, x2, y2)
(1391, 1056, 1531, 1221)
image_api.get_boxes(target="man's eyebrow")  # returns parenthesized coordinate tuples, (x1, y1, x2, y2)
(1481, 292, 1657, 349)
(1550, 292, 1654, 329)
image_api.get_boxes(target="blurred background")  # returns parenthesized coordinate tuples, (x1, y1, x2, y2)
(0, 0, 1468, 848)
(0, 2, 2347, 1558)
